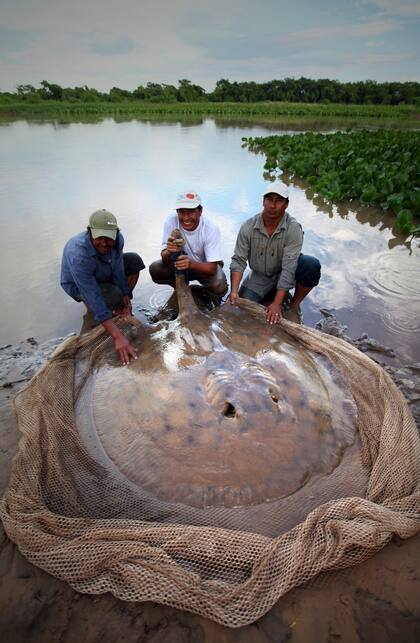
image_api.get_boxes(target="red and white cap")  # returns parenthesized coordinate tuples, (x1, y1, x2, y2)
(175, 191, 202, 209)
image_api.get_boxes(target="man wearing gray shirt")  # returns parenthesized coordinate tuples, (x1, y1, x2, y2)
(229, 182, 320, 324)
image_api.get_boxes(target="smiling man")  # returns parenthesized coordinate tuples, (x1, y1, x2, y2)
(149, 191, 228, 299)
(229, 182, 321, 324)
(61, 209, 145, 364)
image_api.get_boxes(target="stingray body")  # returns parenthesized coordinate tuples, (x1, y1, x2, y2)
(75, 276, 367, 535)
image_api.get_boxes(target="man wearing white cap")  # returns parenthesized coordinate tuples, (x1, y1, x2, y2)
(61, 209, 145, 364)
(229, 182, 321, 324)
(149, 191, 228, 298)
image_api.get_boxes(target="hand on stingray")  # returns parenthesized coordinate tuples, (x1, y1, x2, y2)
(175, 255, 191, 271)
(228, 291, 239, 305)
(266, 302, 283, 325)
(166, 235, 184, 254)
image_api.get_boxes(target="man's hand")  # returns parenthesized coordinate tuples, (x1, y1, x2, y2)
(102, 319, 138, 366)
(114, 333, 138, 366)
(166, 235, 183, 254)
(174, 254, 191, 271)
(266, 302, 283, 325)
(228, 291, 239, 305)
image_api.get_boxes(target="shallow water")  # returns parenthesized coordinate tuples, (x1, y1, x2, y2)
(0, 117, 419, 362)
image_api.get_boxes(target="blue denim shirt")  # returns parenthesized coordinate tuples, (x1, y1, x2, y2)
(61, 230, 129, 323)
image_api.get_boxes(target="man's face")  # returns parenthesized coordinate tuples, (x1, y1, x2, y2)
(263, 193, 288, 220)
(90, 233, 116, 255)
(177, 206, 202, 232)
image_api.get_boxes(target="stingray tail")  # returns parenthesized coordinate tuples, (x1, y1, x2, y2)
(175, 274, 201, 322)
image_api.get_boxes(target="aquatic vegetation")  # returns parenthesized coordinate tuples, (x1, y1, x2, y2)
(243, 130, 420, 234)
(0, 100, 418, 128)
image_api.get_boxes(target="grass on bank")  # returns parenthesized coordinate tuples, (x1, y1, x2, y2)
(0, 100, 419, 127)
(243, 130, 420, 235)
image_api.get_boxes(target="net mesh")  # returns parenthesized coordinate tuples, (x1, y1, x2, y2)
(1, 314, 419, 628)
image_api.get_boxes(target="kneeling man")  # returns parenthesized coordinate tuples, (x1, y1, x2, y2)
(229, 183, 321, 324)
(149, 191, 228, 299)
(61, 209, 145, 364)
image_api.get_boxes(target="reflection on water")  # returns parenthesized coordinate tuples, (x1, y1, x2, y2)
(3, 113, 409, 131)
(363, 249, 420, 334)
(0, 117, 419, 363)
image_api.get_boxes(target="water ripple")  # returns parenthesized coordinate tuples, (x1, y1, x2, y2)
(148, 287, 173, 310)
(366, 249, 420, 334)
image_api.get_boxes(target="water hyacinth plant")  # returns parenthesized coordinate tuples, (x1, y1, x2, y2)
(243, 130, 420, 235)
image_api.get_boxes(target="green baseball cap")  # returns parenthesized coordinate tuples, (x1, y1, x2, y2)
(89, 209, 118, 240)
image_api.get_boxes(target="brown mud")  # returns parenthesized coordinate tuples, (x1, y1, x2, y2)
(1, 327, 419, 642)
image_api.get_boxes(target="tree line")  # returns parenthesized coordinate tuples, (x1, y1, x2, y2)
(2, 77, 419, 105)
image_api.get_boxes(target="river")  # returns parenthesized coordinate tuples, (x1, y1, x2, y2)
(0, 117, 419, 362)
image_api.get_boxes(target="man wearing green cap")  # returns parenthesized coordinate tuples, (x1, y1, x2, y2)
(61, 209, 145, 365)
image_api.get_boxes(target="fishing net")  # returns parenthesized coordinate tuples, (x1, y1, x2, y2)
(1, 309, 419, 628)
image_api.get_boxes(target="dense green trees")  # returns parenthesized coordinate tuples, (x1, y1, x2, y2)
(1, 78, 419, 105)
(209, 78, 420, 105)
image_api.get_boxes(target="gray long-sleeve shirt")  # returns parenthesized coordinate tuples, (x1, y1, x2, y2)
(230, 211, 303, 294)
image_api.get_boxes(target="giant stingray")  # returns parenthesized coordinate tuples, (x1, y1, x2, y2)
(2, 256, 419, 628)
(75, 271, 368, 537)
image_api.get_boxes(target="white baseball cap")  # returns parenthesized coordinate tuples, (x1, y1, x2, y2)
(263, 182, 289, 199)
(175, 191, 202, 209)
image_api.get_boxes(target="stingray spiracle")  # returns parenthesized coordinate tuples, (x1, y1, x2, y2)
(205, 363, 282, 416)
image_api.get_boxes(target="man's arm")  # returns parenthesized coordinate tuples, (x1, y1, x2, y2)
(174, 254, 217, 275)
(67, 254, 137, 364)
(111, 232, 131, 297)
(161, 235, 217, 274)
(115, 294, 132, 317)
(161, 244, 175, 265)
(102, 319, 138, 366)
(276, 223, 303, 291)
(160, 216, 179, 264)
(228, 271, 243, 304)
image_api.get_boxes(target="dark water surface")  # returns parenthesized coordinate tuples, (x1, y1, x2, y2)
(0, 117, 419, 362)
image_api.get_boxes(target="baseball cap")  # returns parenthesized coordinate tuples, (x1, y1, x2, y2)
(175, 191, 201, 209)
(89, 209, 118, 240)
(263, 182, 289, 199)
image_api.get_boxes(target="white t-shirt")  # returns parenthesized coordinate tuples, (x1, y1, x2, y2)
(161, 213, 223, 263)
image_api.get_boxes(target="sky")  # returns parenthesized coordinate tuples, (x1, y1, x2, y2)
(1, 0, 419, 92)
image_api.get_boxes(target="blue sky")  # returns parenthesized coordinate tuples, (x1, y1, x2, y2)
(1, 0, 419, 92)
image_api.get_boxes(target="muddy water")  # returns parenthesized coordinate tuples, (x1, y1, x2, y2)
(0, 118, 419, 362)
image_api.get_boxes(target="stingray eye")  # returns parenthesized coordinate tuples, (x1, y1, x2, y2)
(222, 401, 236, 418)
(269, 390, 279, 404)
